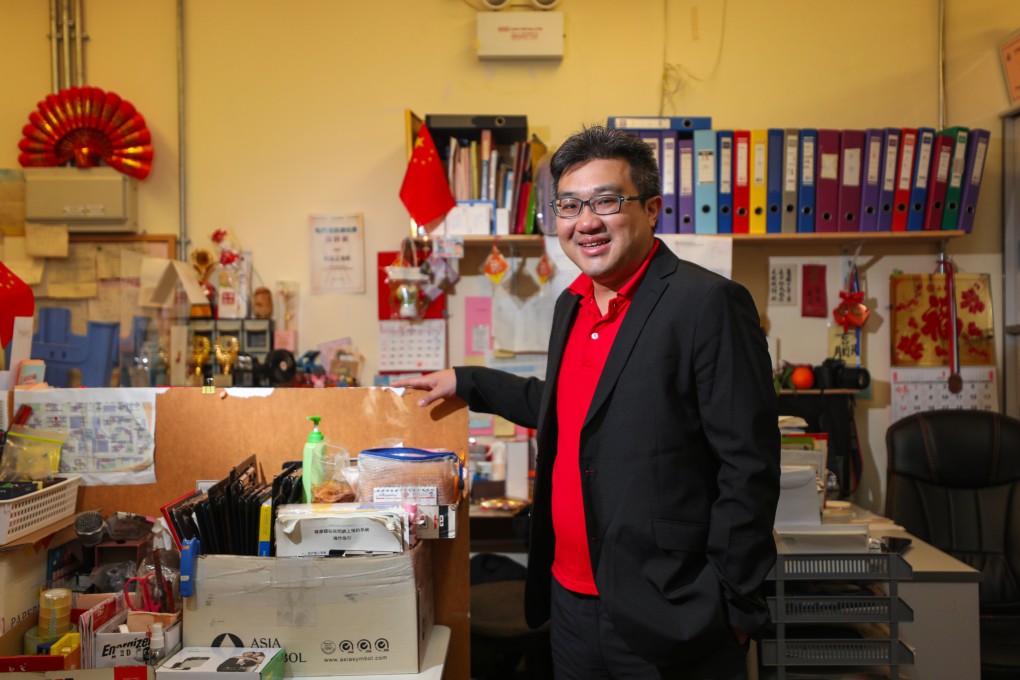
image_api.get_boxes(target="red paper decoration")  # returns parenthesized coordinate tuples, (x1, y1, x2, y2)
(18, 86, 154, 180)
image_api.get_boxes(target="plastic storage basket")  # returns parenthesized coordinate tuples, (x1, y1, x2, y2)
(0, 475, 81, 545)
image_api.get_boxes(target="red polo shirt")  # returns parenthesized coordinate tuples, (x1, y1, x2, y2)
(551, 240, 660, 595)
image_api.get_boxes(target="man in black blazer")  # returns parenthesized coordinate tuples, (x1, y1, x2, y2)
(395, 125, 780, 679)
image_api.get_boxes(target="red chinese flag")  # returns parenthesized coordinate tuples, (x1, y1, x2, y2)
(0, 260, 35, 347)
(399, 124, 456, 232)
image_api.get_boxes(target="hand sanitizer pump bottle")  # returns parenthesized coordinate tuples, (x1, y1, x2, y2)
(302, 416, 326, 503)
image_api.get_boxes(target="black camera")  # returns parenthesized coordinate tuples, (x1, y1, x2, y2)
(813, 358, 870, 391)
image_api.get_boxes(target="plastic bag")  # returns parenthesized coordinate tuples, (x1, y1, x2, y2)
(0, 425, 66, 482)
(311, 441, 356, 503)
(356, 447, 462, 505)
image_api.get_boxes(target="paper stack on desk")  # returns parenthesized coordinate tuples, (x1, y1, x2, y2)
(774, 523, 870, 553)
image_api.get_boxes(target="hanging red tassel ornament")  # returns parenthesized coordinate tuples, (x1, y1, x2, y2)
(18, 86, 154, 179)
(833, 290, 869, 334)
(483, 244, 509, 285)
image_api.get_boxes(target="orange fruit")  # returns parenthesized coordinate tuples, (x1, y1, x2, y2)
(790, 365, 815, 389)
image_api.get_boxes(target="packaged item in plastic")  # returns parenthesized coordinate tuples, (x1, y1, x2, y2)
(356, 447, 462, 505)
(0, 424, 66, 482)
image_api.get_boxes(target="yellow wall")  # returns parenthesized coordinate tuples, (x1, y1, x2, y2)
(1, 0, 1018, 510)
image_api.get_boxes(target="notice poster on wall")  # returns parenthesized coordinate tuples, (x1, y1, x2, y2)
(309, 213, 366, 294)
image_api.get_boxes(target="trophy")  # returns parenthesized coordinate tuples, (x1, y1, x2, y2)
(213, 336, 240, 387)
(190, 336, 210, 387)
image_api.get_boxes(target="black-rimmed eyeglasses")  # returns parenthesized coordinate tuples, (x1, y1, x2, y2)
(550, 194, 643, 218)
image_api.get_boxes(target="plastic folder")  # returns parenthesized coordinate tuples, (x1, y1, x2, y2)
(716, 131, 734, 234)
(814, 129, 841, 232)
(660, 131, 679, 233)
(957, 128, 990, 232)
(733, 130, 751, 233)
(797, 129, 818, 233)
(891, 128, 917, 231)
(766, 129, 784, 233)
(859, 129, 884, 231)
(749, 130, 768, 234)
(607, 116, 713, 131)
(939, 126, 970, 230)
(676, 137, 694, 233)
(781, 129, 799, 233)
(878, 128, 901, 230)
(907, 128, 935, 231)
(638, 131, 665, 232)
(693, 129, 717, 233)
(837, 129, 864, 232)
(923, 133, 954, 231)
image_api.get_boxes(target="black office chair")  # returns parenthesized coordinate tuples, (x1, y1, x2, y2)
(885, 409, 1020, 679)
(469, 553, 552, 680)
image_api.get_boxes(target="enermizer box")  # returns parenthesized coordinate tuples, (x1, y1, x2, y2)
(182, 543, 433, 677)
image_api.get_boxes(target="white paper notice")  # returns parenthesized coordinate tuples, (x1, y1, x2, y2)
(13, 388, 160, 485)
(659, 234, 733, 280)
(310, 214, 365, 294)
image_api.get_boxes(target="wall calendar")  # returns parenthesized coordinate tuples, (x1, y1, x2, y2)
(890, 366, 998, 423)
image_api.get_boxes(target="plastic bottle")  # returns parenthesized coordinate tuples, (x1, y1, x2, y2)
(302, 416, 326, 503)
(149, 622, 165, 664)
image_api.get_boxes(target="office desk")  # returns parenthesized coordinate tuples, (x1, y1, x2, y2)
(881, 529, 981, 679)
(768, 510, 980, 680)
(469, 503, 530, 554)
(473, 501, 979, 679)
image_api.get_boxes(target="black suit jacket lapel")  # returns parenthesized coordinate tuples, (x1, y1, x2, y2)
(585, 244, 680, 428)
(542, 289, 582, 427)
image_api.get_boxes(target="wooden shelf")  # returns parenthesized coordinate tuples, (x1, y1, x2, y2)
(726, 230, 965, 244)
(451, 231, 965, 247)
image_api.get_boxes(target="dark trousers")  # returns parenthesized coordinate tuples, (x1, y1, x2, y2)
(549, 579, 748, 680)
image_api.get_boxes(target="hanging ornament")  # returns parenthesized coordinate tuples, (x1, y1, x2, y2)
(483, 243, 509, 285)
(383, 239, 431, 320)
(535, 251, 556, 285)
(18, 86, 154, 179)
(833, 249, 869, 335)
(833, 290, 869, 333)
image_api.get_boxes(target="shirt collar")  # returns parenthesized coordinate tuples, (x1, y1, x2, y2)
(567, 238, 661, 301)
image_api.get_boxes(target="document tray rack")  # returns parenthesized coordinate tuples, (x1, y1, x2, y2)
(763, 552, 914, 679)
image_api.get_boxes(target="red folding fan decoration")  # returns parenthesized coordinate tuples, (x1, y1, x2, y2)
(17, 86, 154, 180)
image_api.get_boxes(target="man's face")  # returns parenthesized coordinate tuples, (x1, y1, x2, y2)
(555, 158, 660, 293)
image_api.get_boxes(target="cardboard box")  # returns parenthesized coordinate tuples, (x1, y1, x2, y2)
(274, 506, 409, 557)
(183, 542, 433, 677)
(94, 610, 182, 668)
(157, 647, 285, 680)
(0, 515, 78, 635)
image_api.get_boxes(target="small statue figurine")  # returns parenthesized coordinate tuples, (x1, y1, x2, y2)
(252, 286, 274, 319)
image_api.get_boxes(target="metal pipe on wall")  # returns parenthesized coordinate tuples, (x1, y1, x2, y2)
(177, 0, 188, 260)
(49, 0, 59, 91)
(60, 0, 71, 90)
(73, 0, 85, 86)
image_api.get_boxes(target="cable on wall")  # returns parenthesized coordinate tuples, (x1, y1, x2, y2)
(937, 0, 946, 130)
(659, 0, 727, 116)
